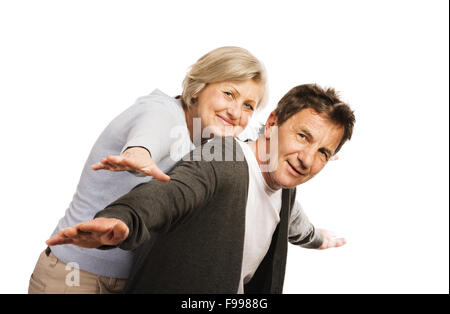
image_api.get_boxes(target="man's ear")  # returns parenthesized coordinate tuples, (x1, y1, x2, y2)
(265, 111, 278, 140)
(330, 155, 339, 161)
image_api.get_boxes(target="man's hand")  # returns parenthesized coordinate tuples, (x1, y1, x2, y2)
(46, 218, 129, 249)
(91, 147, 170, 182)
(318, 228, 346, 249)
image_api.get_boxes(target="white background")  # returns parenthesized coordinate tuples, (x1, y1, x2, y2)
(0, 0, 448, 294)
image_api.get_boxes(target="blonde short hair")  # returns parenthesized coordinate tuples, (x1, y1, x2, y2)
(182, 46, 268, 110)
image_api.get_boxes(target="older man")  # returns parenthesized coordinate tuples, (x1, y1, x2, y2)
(47, 84, 355, 293)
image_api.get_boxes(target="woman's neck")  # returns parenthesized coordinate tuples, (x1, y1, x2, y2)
(182, 102, 209, 144)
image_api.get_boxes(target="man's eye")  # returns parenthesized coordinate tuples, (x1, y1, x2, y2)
(298, 133, 306, 139)
(224, 91, 233, 98)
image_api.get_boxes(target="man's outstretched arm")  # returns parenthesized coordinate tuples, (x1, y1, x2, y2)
(288, 200, 346, 249)
(47, 156, 217, 250)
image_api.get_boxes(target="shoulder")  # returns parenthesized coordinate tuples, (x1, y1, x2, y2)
(191, 136, 246, 165)
(111, 89, 183, 127)
(197, 137, 248, 185)
(171, 137, 249, 186)
(135, 89, 183, 114)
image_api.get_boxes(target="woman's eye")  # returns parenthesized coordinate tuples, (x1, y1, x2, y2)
(224, 91, 233, 98)
(244, 103, 254, 111)
(298, 133, 306, 139)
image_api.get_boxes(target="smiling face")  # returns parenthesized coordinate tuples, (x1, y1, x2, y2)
(262, 108, 345, 190)
(192, 79, 263, 138)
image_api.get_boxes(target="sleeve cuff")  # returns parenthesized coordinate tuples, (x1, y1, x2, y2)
(122, 146, 152, 177)
(300, 226, 324, 249)
(93, 205, 134, 250)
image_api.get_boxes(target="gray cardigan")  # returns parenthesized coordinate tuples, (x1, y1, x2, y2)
(95, 137, 322, 293)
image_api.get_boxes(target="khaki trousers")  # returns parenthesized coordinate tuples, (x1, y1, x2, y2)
(28, 247, 127, 294)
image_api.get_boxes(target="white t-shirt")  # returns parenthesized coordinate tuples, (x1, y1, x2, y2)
(236, 139, 282, 294)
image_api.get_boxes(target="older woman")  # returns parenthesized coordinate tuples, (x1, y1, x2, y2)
(28, 46, 267, 294)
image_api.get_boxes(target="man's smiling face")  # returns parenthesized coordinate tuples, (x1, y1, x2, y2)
(263, 108, 345, 190)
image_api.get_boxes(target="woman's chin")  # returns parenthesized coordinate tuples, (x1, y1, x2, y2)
(206, 125, 244, 138)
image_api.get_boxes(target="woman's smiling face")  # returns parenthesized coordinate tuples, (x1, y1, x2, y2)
(192, 79, 263, 138)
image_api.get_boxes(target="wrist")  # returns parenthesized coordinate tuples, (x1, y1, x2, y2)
(123, 146, 152, 158)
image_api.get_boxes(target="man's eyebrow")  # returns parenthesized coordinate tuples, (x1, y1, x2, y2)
(300, 127, 333, 157)
(300, 128, 314, 141)
(320, 147, 333, 158)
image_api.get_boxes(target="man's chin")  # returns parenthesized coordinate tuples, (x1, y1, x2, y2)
(277, 176, 307, 189)
(280, 182, 302, 189)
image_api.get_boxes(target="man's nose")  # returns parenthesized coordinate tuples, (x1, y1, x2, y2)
(297, 146, 314, 170)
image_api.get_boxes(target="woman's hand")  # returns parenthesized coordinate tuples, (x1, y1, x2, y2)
(91, 147, 170, 181)
(45, 218, 129, 249)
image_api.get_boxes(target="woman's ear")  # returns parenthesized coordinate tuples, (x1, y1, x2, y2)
(190, 95, 198, 105)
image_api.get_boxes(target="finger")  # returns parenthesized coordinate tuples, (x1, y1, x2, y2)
(77, 220, 111, 234)
(46, 235, 61, 246)
(62, 227, 79, 238)
(46, 235, 74, 246)
(143, 165, 170, 182)
(111, 222, 129, 243)
(334, 237, 347, 248)
(110, 156, 167, 178)
(91, 159, 116, 171)
(91, 162, 108, 170)
(106, 155, 126, 165)
(100, 230, 121, 246)
(103, 156, 135, 172)
(106, 155, 135, 169)
(111, 155, 142, 170)
(101, 159, 122, 171)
